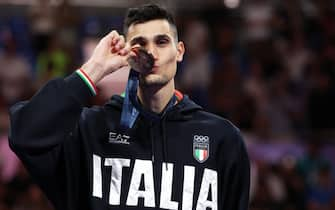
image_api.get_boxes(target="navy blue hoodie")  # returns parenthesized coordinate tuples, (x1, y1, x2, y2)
(9, 72, 250, 210)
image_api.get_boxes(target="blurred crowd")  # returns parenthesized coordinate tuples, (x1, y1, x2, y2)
(0, 0, 335, 210)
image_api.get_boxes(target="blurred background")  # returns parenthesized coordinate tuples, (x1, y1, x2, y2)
(0, 0, 335, 210)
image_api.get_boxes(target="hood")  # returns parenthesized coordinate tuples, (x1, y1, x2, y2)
(105, 91, 203, 167)
(105, 91, 203, 121)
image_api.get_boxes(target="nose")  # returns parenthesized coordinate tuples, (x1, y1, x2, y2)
(146, 43, 158, 60)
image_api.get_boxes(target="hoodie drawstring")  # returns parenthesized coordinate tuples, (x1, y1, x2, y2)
(150, 121, 155, 163)
(161, 116, 168, 170)
(147, 94, 177, 168)
(122, 91, 187, 169)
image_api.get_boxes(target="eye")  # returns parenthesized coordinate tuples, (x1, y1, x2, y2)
(136, 40, 146, 47)
(143, 41, 149, 46)
(156, 38, 169, 46)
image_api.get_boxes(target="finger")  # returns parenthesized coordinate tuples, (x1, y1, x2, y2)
(102, 30, 118, 44)
(118, 48, 133, 57)
(112, 36, 120, 46)
(111, 54, 131, 70)
(130, 44, 141, 50)
(118, 43, 133, 56)
(110, 36, 122, 53)
(115, 35, 126, 50)
(108, 30, 118, 39)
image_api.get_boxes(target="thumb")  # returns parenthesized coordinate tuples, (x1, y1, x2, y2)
(106, 54, 130, 73)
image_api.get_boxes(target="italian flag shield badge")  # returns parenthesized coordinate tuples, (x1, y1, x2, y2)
(193, 135, 209, 163)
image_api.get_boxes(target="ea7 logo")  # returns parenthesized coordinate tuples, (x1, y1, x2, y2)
(109, 132, 130, 145)
(193, 135, 209, 163)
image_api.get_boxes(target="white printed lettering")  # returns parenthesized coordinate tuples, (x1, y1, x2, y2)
(160, 163, 179, 209)
(126, 159, 155, 207)
(91, 155, 218, 209)
(196, 169, 218, 210)
(182, 166, 195, 210)
(93, 154, 102, 198)
(104, 158, 130, 205)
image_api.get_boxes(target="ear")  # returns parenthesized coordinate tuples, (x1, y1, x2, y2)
(176, 41, 185, 62)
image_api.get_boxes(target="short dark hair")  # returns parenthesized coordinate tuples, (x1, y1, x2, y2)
(123, 4, 178, 40)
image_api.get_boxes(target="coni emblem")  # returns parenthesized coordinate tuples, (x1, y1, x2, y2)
(193, 135, 210, 163)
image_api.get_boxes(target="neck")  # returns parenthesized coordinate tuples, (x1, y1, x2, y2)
(137, 80, 175, 114)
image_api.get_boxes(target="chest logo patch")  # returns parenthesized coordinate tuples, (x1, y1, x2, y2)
(193, 135, 209, 163)
(109, 132, 130, 145)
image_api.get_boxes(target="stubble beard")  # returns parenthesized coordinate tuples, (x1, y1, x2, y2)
(139, 74, 170, 88)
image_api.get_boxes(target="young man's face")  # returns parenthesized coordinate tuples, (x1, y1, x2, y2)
(126, 19, 185, 87)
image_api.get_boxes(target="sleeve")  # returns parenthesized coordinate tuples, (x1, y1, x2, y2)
(220, 129, 250, 210)
(8, 72, 94, 210)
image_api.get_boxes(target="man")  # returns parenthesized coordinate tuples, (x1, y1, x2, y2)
(9, 4, 250, 210)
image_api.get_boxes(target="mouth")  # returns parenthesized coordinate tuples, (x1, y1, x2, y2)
(141, 66, 159, 76)
(150, 65, 159, 72)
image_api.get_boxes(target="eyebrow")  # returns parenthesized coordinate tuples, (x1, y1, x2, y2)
(129, 34, 172, 46)
(130, 37, 146, 46)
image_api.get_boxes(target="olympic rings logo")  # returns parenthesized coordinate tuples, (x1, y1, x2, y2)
(193, 135, 209, 143)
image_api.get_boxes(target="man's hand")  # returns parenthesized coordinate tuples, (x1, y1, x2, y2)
(80, 30, 133, 84)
